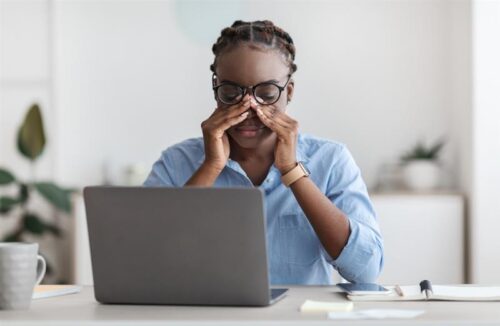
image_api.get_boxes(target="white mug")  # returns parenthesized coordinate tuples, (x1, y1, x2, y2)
(0, 242, 46, 310)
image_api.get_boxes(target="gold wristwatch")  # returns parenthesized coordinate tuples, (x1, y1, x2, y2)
(281, 162, 310, 187)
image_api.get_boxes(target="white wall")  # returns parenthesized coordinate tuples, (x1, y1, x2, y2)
(0, 0, 54, 181)
(0, 0, 73, 283)
(470, 0, 500, 284)
(5, 0, 490, 284)
(51, 0, 472, 190)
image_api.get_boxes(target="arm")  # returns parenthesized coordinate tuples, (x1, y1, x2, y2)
(185, 95, 253, 186)
(287, 174, 350, 260)
(254, 103, 383, 283)
(286, 152, 384, 283)
(184, 162, 223, 186)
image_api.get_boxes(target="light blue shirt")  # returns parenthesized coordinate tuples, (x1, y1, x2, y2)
(144, 133, 384, 285)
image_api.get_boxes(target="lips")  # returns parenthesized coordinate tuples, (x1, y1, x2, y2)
(236, 125, 264, 131)
(233, 119, 266, 138)
(234, 118, 265, 132)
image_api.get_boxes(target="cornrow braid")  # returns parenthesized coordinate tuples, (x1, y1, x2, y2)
(210, 20, 297, 75)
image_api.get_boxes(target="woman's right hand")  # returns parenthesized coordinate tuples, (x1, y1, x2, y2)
(200, 95, 251, 172)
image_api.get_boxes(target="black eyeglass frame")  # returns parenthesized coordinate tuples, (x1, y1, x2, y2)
(212, 73, 292, 106)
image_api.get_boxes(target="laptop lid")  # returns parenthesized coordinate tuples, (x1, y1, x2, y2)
(84, 186, 272, 306)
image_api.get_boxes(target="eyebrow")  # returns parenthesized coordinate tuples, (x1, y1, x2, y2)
(220, 79, 280, 85)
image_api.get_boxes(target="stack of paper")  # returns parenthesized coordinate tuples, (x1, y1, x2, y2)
(328, 309, 425, 320)
(33, 285, 82, 299)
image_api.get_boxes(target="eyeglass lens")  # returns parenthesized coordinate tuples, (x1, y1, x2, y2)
(217, 84, 281, 105)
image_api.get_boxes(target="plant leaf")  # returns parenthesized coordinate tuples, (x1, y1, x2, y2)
(17, 103, 46, 161)
(45, 223, 62, 237)
(22, 213, 62, 237)
(400, 139, 446, 162)
(0, 196, 19, 214)
(3, 229, 22, 242)
(0, 168, 16, 185)
(428, 140, 445, 159)
(23, 213, 46, 235)
(34, 182, 72, 213)
(18, 183, 29, 204)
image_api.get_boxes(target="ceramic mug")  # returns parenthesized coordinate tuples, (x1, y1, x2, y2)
(0, 242, 46, 310)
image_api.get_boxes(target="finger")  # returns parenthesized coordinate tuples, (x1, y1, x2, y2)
(217, 94, 252, 113)
(255, 106, 285, 133)
(210, 104, 249, 129)
(217, 111, 250, 132)
(208, 107, 220, 119)
(267, 110, 293, 128)
(255, 106, 291, 129)
(256, 104, 292, 122)
(215, 97, 252, 120)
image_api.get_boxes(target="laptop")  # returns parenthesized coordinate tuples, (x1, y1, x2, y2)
(83, 186, 288, 306)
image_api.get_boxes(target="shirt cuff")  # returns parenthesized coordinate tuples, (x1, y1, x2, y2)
(321, 218, 380, 283)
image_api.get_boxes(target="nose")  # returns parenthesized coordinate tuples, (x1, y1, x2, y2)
(242, 88, 253, 99)
(242, 90, 261, 104)
(246, 109, 257, 119)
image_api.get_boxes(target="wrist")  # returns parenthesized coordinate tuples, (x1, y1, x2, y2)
(202, 160, 225, 175)
(278, 162, 298, 175)
(280, 161, 310, 187)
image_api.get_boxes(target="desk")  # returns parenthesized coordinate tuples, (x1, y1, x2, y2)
(1, 286, 499, 325)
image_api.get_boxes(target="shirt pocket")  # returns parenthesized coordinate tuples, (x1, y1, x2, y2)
(279, 210, 321, 266)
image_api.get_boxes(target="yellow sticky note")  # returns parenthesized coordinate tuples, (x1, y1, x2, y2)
(300, 299, 354, 312)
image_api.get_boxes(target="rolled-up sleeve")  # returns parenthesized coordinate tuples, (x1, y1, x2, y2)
(322, 144, 384, 283)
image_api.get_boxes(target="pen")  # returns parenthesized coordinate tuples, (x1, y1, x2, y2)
(395, 285, 404, 296)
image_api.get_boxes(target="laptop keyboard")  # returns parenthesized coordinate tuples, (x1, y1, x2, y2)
(270, 288, 288, 300)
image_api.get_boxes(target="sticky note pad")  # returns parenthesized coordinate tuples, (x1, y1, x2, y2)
(300, 299, 354, 312)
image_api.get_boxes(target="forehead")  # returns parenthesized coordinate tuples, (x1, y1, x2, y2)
(215, 44, 290, 85)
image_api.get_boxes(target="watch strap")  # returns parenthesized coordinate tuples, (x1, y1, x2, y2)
(281, 162, 310, 187)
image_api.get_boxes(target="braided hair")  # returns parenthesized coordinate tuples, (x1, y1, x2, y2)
(210, 20, 297, 75)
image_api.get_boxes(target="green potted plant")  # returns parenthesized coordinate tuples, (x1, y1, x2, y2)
(400, 139, 445, 191)
(0, 104, 74, 280)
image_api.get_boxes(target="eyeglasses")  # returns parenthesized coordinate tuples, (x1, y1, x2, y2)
(212, 74, 291, 106)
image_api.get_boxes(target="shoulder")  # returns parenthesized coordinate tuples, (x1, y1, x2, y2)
(144, 138, 204, 187)
(160, 137, 204, 162)
(297, 133, 348, 163)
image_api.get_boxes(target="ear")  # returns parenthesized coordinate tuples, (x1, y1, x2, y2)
(286, 78, 294, 104)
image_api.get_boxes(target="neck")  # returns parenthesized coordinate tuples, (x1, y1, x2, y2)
(229, 134, 277, 163)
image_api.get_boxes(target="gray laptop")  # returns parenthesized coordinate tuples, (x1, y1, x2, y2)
(83, 186, 288, 306)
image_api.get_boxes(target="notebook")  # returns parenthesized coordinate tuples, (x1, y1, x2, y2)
(347, 280, 500, 302)
(32, 285, 82, 299)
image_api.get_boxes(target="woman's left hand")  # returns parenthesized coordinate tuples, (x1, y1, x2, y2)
(251, 100, 298, 175)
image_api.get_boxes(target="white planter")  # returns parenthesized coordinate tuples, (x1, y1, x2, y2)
(402, 160, 441, 191)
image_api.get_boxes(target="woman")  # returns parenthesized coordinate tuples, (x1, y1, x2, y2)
(144, 20, 383, 285)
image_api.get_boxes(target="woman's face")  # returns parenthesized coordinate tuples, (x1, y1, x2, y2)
(214, 44, 294, 149)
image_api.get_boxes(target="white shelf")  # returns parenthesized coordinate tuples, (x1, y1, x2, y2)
(373, 194, 465, 284)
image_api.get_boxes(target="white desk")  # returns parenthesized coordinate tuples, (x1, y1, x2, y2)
(1, 286, 500, 325)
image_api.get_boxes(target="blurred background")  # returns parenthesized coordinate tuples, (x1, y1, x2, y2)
(0, 0, 498, 286)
